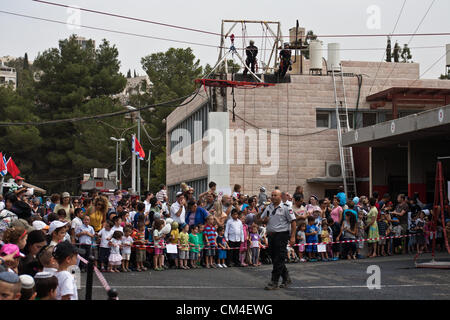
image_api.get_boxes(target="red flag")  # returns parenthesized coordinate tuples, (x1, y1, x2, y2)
(132, 135, 145, 160)
(6, 157, 20, 178)
(0, 153, 6, 175)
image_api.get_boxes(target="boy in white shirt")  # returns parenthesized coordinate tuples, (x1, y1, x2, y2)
(97, 221, 114, 272)
(54, 241, 79, 300)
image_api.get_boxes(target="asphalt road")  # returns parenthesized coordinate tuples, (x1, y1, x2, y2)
(79, 252, 450, 300)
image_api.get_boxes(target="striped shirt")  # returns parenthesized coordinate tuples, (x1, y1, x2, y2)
(133, 230, 146, 251)
(204, 224, 217, 246)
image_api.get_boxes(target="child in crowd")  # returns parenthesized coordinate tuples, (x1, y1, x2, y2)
(356, 211, 366, 259)
(305, 216, 319, 262)
(377, 213, 389, 256)
(415, 211, 426, 254)
(340, 213, 357, 260)
(75, 216, 95, 272)
(197, 224, 205, 267)
(133, 222, 147, 271)
(111, 216, 124, 233)
(152, 219, 165, 271)
(97, 221, 114, 272)
(34, 272, 58, 300)
(424, 216, 432, 252)
(168, 221, 180, 269)
(121, 226, 133, 272)
(328, 217, 341, 261)
(0, 270, 21, 300)
(320, 219, 330, 262)
(48, 221, 68, 246)
(392, 218, 403, 254)
(249, 224, 261, 266)
(408, 214, 418, 254)
(296, 222, 307, 262)
(216, 226, 229, 268)
(286, 243, 297, 263)
(108, 230, 123, 272)
(232, 184, 241, 200)
(189, 225, 201, 268)
(19, 274, 36, 300)
(239, 212, 249, 267)
(179, 223, 190, 269)
(37, 245, 58, 275)
(0, 244, 24, 273)
(203, 215, 217, 269)
(53, 241, 79, 300)
(225, 209, 243, 267)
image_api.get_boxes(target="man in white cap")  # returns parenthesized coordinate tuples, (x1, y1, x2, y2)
(170, 191, 186, 224)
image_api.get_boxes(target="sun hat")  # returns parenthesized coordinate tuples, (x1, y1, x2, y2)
(32, 220, 49, 232)
(0, 243, 25, 258)
(61, 192, 70, 198)
(48, 220, 68, 235)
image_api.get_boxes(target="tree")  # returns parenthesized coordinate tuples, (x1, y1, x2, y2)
(386, 38, 392, 62)
(401, 44, 412, 63)
(393, 42, 400, 63)
(134, 69, 137, 77)
(204, 59, 241, 76)
(304, 30, 318, 59)
(33, 35, 127, 193)
(23, 53, 29, 70)
(127, 69, 132, 78)
(0, 86, 43, 180)
(139, 48, 204, 191)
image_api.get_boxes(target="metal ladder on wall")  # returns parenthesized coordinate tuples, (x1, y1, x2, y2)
(331, 64, 357, 198)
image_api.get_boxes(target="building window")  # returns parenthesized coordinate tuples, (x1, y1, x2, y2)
(169, 103, 208, 154)
(362, 112, 377, 127)
(316, 111, 330, 128)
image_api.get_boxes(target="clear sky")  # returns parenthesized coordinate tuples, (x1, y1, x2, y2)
(1, 0, 449, 79)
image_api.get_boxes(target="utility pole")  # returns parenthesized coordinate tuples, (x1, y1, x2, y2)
(110, 137, 125, 188)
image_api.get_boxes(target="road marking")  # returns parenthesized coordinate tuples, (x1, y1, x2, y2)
(80, 283, 450, 290)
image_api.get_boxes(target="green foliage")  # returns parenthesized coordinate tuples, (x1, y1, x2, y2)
(304, 31, 318, 60)
(386, 38, 392, 62)
(0, 86, 43, 179)
(393, 42, 401, 63)
(401, 44, 413, 63)
(138, 48, 204, 192)
(31, 35, 127, 193)
(127, 69, 131, 78)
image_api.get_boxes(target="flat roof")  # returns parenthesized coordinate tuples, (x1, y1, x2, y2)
(366, 87, 450, 102)
(342, 105, 450, 147)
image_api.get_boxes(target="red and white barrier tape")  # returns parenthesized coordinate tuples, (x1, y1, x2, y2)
(78, 254, 111, 292)
(75, 232, 435, 251)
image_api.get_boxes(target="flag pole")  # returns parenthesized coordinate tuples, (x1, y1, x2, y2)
(0, 176, 4, 195)
(131, 135, 136, 194)
(147, 150, 151, 192)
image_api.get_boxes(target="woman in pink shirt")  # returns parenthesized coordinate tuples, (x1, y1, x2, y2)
(330, 196, 343, 224)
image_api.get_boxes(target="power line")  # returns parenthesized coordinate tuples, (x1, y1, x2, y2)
(31, 1, 450, 39)
(407, 47, 450, 88)
(0, 11, 446, 54)
(33, 0, 221, 37)
(230, 111, 331, 137)
(381, 0, 437, 90)
(368, 0, 408, 95)
(0, 89, 200, 126)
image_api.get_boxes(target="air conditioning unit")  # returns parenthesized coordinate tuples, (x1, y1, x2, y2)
(91, 168, 109, 179)
(325, 162, 342, 178)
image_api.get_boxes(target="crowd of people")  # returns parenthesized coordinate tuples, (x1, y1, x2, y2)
(1, 178, 449, 299)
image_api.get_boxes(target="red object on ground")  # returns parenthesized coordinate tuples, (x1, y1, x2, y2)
(195, 78, 275, 89)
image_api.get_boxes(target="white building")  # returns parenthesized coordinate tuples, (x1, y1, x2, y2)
(0, 62, 17, 90)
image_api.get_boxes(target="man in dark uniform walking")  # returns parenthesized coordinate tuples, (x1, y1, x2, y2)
(243, 40, 258, 76)
(257, 189, 296, 290)
(277, 42, 292, 78)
